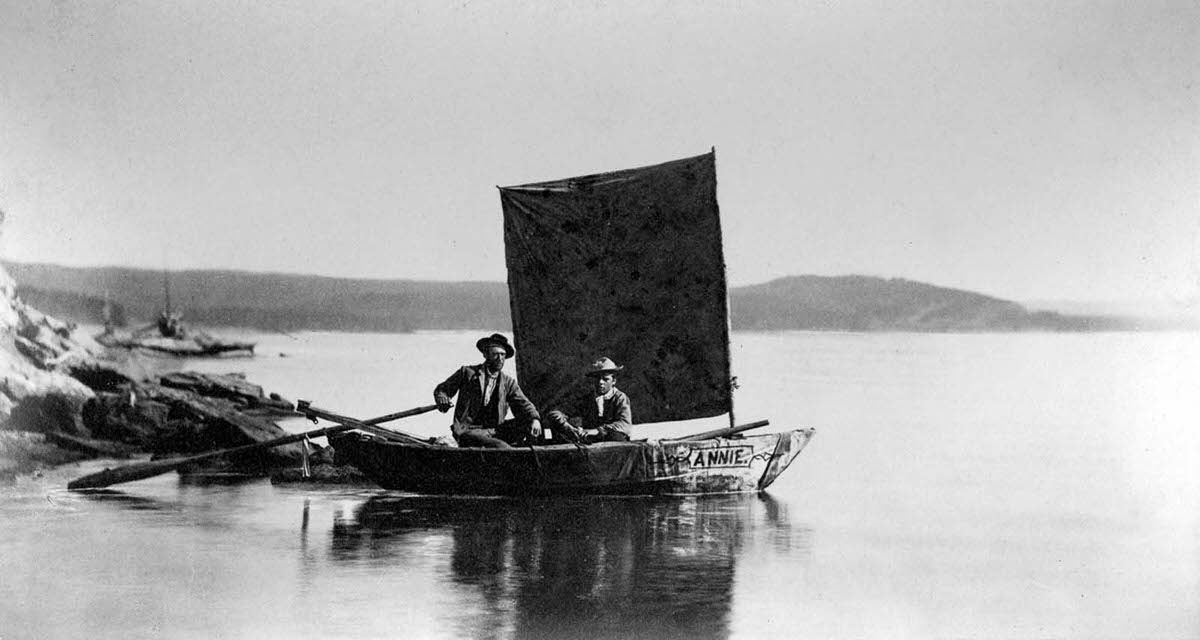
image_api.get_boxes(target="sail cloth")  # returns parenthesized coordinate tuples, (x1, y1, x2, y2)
(499, 151, 732, 424)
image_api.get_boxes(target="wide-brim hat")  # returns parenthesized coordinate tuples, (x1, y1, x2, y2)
(476, 333, 515, 358)
(584, 357, 624, 377)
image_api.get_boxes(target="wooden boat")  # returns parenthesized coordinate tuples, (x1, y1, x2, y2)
(96, 330, 256, 357)
(330, 150, 815, 496)
(329, 428, 813, 496)
(95, 274, 255, 356)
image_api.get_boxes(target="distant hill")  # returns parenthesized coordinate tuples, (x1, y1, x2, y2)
(732, 275, 1138, 331)
(3, 262, 1148, 333)
(3, 263, 505, 333)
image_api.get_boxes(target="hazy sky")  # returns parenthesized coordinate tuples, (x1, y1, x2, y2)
(2, 1, 1197, 304)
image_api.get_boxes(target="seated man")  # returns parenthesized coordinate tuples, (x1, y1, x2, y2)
(434, 333, 542, 448)
(545, 357, 632, 444)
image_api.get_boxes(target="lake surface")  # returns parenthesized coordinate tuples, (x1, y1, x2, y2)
(2, 330, 1198, 639)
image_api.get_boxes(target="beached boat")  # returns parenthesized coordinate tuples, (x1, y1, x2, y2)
(96, 330, 256, 357)
(95, 276, 256, 357)
(330, 150, 815, 495)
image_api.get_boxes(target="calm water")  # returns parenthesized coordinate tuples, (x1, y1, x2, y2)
(2, 331, 1197, 639)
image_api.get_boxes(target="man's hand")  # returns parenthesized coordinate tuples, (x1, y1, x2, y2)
(529, 419, 543, 439)
(435, 392, 452, 413)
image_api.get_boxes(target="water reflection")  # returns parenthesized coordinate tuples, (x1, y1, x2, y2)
(176, 472, 264, 486)
(75, 488, 181, 512)
(330, 494, 803, 640)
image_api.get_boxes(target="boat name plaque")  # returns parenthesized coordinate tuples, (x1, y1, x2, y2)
(685, 445, 755, 469)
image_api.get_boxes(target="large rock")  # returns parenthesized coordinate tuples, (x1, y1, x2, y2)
(158, 371, 294, 415)
(0, 264, 128, 479)
(66, 354, 151, 392)
(84, 380, 307, 466)
(82, 392, 171, 445)
(1, 264, 101, 432)
(11, 288, 104, 371)
(6, 388, 90, 437)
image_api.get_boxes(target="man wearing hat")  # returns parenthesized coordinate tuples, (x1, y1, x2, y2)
(545, 357, 632, 444)
(433, 333, 543, 448)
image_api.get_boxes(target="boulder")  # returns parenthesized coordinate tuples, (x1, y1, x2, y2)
(6, 391, 90, 437)
(1, 263, 100, 432)
(66, 354, 151, 392)
(158, 371, 295, 415)
(82, 392, 171, 445)
(12, 294, 103, 371)
(0, 264, 115, 475)
(84, 381, 306, 468)
(2, 353, 95, 435)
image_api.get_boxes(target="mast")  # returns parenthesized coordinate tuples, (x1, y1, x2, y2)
(711, 147, 736, 430)
(162, 270, 172, 316)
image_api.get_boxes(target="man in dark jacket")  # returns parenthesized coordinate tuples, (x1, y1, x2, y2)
(545, 357, 632, 444)
(434, 333, 542, 448)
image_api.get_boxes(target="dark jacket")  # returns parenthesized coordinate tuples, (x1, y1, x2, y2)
(569, 388, 632, 439)
(434, 364, 540, 429)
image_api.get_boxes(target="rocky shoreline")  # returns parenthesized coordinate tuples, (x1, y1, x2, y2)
(0, 264, 344, 485)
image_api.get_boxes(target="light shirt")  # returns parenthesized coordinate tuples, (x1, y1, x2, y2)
(481, 369, 499, 404)
(595, 386, 616, 417)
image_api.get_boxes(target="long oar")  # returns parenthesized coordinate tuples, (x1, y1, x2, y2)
(67, 403, 439, 490)
(663, 419, 770, 443)
(294, 401, 428, 444)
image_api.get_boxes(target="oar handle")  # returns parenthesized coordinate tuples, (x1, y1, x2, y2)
(296, 400, 439, 428)
(297, 401, 435, 444)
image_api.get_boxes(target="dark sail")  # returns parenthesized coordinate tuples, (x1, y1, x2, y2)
(499, 151, 731, 423)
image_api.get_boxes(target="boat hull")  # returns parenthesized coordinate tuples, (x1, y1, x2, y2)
(96, 333, 255, 356)
(329, 428, 815, 496)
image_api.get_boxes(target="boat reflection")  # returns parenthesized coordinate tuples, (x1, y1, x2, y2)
(330, 493, 803, 640)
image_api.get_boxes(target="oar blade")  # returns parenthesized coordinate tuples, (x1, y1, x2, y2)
(67, 458, 191, 490)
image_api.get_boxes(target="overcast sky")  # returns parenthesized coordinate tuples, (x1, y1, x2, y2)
(2, 1, 1197, 305)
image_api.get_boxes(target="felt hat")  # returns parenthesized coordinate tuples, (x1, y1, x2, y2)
(476, 333, 515, 358)
(584, 357, 624, 377)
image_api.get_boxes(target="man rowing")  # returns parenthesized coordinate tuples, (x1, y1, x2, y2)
(434, 333, 543, 448)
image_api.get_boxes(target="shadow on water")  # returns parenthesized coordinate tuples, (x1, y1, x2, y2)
(329, 493, 808, 640)
(72, 488, 180, 511)
(176, 470, 268, 486)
